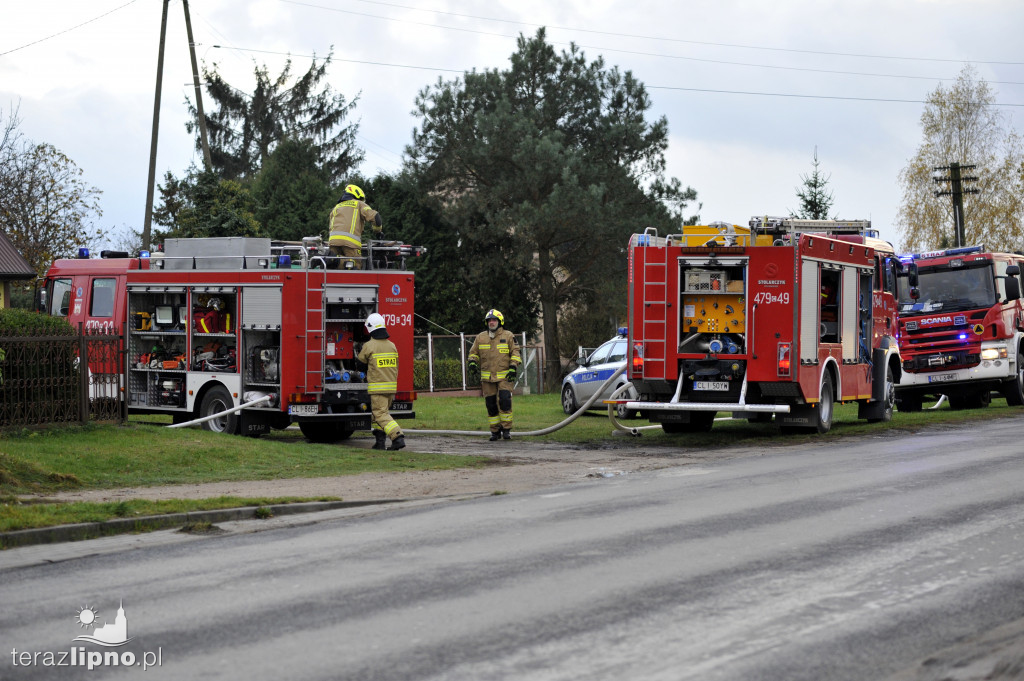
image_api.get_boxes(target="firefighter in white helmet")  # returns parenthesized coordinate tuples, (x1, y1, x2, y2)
(328, 183, 382, 269)
(468, 309, 521, 440)
(357, 313, 405, 450)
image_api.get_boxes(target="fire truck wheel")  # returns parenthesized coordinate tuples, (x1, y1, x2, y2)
(950, 391, 991, 411)
(868, 365, 896, 423)
(199, 385, 240, 435)
(1003, 348, 1024, 406)
(298, 422, 354, 443)
(561, 384, 579, 415)
(815, 373, 834, 434)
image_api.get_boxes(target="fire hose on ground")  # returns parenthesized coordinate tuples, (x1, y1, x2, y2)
(405, 364, 636, 437)
(167, 392, 275, 429)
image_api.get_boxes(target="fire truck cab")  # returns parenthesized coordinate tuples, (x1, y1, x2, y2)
(624, 217, 902, 434)
(41, 237, 422, 441)
(894, 246, 1024, 411)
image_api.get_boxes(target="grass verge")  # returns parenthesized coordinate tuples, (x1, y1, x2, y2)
(0, 495, 337, 533)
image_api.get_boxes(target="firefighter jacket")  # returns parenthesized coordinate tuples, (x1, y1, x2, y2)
(329, 199, 381, 248)
(357, 338, 399, 394)
(469, 328, 521, 382)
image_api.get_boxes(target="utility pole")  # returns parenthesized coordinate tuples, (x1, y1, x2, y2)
(182, 0, 212, 170)
(933, 162, 979, 248)
(142, 0, 170, 252)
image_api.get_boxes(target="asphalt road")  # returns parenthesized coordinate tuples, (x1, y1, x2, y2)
(3, 419, 1024, 680)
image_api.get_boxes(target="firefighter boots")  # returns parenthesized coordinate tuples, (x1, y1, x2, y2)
(372, 430, 387, 450)
(489, 431, 501, 442)
(387, 435, 406, 451)
(500, 428, 511, 440)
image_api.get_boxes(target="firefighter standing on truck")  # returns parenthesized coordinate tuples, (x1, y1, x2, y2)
(357, 313, 406, 451)
(468, 309, 521, 441)
(328, 184, 382, 269)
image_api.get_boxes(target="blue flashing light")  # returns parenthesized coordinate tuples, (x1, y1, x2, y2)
(958, 333, 968, 340)
(77, 248, 90, 259)
(139, 250, 150, 258)
(617, 326, 628, 336)
(277, 254, 291, 268)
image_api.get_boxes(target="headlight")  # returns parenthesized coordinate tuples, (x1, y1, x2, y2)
(981, 346, 1008, 361)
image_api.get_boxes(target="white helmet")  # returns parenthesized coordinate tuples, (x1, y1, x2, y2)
(364, 313, 386, 334)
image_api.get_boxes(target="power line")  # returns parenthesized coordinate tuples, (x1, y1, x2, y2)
(211, 45, 1024, 108)
(0, 0, 140, 57)
(279, 0, 1024, 66)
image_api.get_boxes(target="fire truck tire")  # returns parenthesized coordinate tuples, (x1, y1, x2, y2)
(814, 373, 834, 434)
(1003, 347, 1024, 406)
(298, 422, 354, 443)
(199, 386, 240, 435)
(867, 365, 896, 423)
(561, 384, 579, 415)
(949, 391, 991, 411)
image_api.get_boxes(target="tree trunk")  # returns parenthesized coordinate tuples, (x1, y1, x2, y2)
(537, 248, 561, 393)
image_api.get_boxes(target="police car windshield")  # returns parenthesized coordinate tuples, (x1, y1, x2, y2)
(897, 263, 996, 314)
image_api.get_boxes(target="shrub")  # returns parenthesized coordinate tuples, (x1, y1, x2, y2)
(413, 358, 465, 390)
(0, 308, 75, 336)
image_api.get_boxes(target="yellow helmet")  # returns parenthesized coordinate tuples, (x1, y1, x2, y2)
(344, 184, 365, 201)
(485, 309, 504, 325)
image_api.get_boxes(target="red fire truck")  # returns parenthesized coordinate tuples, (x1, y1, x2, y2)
(40, 237, 422, 441)
(894, 246, 1024, 411)
(622, 217, 903, 434)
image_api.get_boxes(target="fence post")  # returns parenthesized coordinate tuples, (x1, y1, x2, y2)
(460, 332, 466, 391)
(427, 332, 434, 393)
(78, 323, 89, 424)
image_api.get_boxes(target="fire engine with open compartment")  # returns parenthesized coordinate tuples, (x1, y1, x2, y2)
(40, 236, 423, 441)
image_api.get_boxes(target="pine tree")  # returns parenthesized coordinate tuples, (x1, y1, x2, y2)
(792, 147, 836, 220)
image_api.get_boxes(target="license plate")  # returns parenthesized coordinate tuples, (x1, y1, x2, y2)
(927, 373, 957, 383)
(288, 404, 319, 415)
(694, 381, 729, 391)
(391, 402, 412, 411)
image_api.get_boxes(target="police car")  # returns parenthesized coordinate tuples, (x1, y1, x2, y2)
(561, 329, 639, 419)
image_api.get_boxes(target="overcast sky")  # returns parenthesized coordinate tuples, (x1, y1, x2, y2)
(3, 0, 1023, 249)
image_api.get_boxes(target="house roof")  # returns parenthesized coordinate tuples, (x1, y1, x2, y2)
(0, 230, 36, 279)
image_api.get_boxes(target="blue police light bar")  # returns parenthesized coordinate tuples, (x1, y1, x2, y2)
(139, 250, 150, 258)
(277, 255, 291, 268)
(77, 248, 90, 259)
(618, 326, 628, 336)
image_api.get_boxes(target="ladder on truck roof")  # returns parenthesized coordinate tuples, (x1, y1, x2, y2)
(748, 216, 874, 238)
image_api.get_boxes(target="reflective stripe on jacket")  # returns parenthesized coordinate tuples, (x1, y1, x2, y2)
(329, 199, 380, 246)
(357, 339, 399, 394)
(469, 328, 521, 382)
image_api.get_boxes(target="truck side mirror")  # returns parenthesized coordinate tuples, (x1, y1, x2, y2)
(1007, 265, 1020, 276)
(907, 263, 919, 287)
(1006, 276, 1021, 302)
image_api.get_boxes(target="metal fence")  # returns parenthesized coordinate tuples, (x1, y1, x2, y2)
(413, 333, 546, 394)
(0, 325, 124, 429)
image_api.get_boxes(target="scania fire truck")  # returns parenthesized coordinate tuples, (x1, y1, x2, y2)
(40, 237, 423, 441)
(622, 217, 903, 434)
(894, 246, 1024, 411)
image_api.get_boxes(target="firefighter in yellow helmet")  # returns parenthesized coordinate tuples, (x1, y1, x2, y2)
(468, 309, 521, 440)
(357, 313, 405, 450)
(328, 184, 382, 269)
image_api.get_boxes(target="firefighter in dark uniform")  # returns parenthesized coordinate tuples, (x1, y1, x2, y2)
(468, 309, 521, 440)
(357, 313, 405, 450)
(328, 184, 382, 269)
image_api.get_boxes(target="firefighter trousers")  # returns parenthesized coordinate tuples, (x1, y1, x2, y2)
(370, 393, 402, 441)
(329, 244, 363, 269)
(481, 380, 513, 432)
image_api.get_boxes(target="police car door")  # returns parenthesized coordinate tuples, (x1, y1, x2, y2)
(578, 340, 614, 402)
